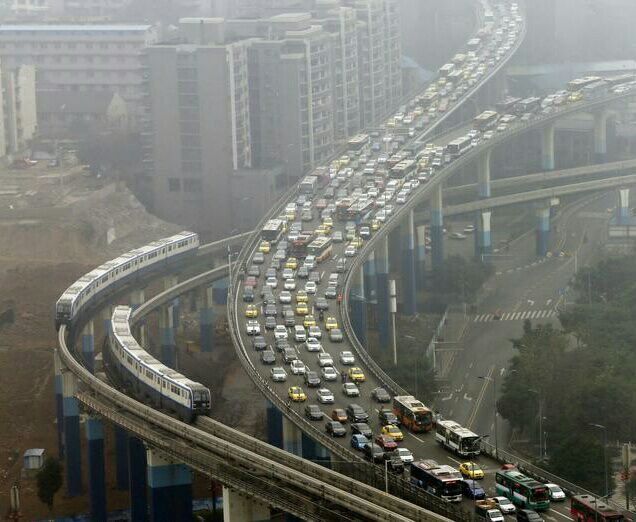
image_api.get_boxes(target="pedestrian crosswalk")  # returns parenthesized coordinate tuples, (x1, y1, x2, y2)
(473, 309, 557, 322)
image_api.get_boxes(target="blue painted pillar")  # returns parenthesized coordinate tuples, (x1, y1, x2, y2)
(594, 110, 609, 163)
(212, 277, 229, 305)
(400, 209, 417, 316)
(82, 320, 95, 374)
(375, 236, 391, 348)
(86, 416, 107, 522)
(159, 305, 176, 367)
(617, 187, 630, 225)
(199, 286, 215, 353)
(431, 184, 444, 270)
(536, 207, 551, 257)
(475, 210, 493, 259)
(146, 449, 192, 522)
(266, 401, 283, 449)
(282, 417, 303, 456)
(541, 123, 555, 171)
(62, 371, 82, 497)
(54, 350, 64, 458)
(350, 268, 368, 347)
(477, 149, 492, 198)
(115, 426, 129, 490)
(129, 436, 148, 522)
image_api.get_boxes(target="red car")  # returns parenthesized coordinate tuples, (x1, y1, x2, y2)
(375, 434, 397, 451)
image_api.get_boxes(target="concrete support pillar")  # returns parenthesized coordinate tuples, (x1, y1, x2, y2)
(266, 401, 283, 449)
(62, 371, 82, 497)
(54, 350, 64, 458)
(363, 251, 376, 306)
(350, 268, 368, 347)
(222, 487, 270, 522)
(415, 225, 426, 289)
(477, 149, 492, 198)
(400, 210, 417, 316)
(212, 277, 229, 305)
(130, 289, 146, 348)
(541, 123, 555, 171)
(282, 416, 302, 456)
(536, 206, 551, 257)
(114, 425, 129, 490)
(198, 286, 215, 353)
(81, 320, 95, 374)
(594, 110, 610, 163)
(159, 305, 176, 367)
(101, 305, 112, 336)
(86, 416, 107, 522)
(617, 187, 630, 225)
(430, 184, 444, 270)
(129, 436, 148, 522)
(146, 449, 192, 522)
(163, 277, 180, 333)
(475, 210, 493, 259)
(375, 236, 391, 348)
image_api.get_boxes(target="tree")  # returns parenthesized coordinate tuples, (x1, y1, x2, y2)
(549, 433, 608, 495)
(36, 457, 63, 511)
(431, 255, 494, 303)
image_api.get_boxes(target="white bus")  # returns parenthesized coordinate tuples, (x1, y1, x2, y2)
(447, 136, 473, 157)
(262, 219, 285, 243)
(439, 63, 455, 77)
(435, 420, 481, 457)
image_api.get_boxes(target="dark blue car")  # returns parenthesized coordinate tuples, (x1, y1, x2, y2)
(461, 479, 486, 499)
(350, 434, 370, 451)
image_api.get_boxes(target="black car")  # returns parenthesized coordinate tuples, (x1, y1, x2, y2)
(315, 297, 329, 311)
(264, 304, 277, 316)
(350, 423, 372, 438)
(264, 316, 277, 330)
(283, 347, 297, 364)
(304, 371, 321, 387)
(283, 310, 296, 327)
(247, 265, 261, 277)
(263, 294, 277, 306)
(274, 339, 290, 352)
(297, 266, 310, 279)
(252, 336, 267, 351)
(325, 421, 346, 437)
(242, 287, 255, 302)
(516, 510, 544, 522)
(309, 271, 322, 283)
(325, 286, 338, 299)
(304, 404, 324, 421)
(260, 349, 276, 364)
(371, 387, 391, 403)
(363, 442, 385, 463)
(378, 409, 400, 426)
(346, 404, 369, 423)
(385, 454, 404, 473)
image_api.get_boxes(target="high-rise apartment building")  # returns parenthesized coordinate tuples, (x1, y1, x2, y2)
(1, 64, 38, 155)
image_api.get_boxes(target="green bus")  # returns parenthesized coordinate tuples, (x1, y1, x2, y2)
(495, 470, 550, 511)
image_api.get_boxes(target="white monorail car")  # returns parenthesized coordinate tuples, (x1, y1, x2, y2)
(55, 231, 199, 329)
(109, 306, 210, 421)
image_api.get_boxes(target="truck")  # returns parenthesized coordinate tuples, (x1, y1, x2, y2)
(475, 499, 505, 522)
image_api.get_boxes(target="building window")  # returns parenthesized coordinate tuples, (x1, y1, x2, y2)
(168, 178, 181, 192)
(183, 178, 202, 193)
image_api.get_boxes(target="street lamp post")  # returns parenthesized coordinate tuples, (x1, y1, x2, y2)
(478, 375, 498, 459)
(590, 423, 609, 498)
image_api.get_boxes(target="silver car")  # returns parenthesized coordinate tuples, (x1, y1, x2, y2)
(316, 388, 335, 404)
(270, 367, 287, 382)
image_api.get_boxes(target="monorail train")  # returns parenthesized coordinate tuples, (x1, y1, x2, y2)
(55, 231, 199, 330)
(109, 306, 211, 421)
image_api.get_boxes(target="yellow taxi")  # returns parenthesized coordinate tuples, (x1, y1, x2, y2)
(348, 367, 366, 383)
(315, 226, 329, 237)
(288, 386, 307, 402)
(296, 290, 308, 303)
(351, 236, 364, 249)
(303, 315, 317, 328)
(244, 304, 259, 318)
(371, 219, 381, 231)
(295, 302, 309, 316)
(381, 424, 404, 442)
(258, 241, 270, 254)
(323, 217, 333, 228)
(459, 462, 484, 480)
(285, 257, 298, 270)
(325, 317, 338, 331)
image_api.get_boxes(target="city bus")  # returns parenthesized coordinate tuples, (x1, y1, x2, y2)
(567, 76, 602, 92)
(439, 63, 455, 77)
(336, 197, 354, 221)
(496, 96, 521, 113)
(447, 136, 473, 157)
(390, 159, 416, 179)
(410, 460, 463, 502)
(306, 236, 333, 263)
(291, 233, 313, 258)
(262, 219, 285, 243)
(467, 38, 481, 51)
(300, 175, 318, 195)
(495, 470, 550, 511)
(435, 420, 481, 457)
(514, 97, 541, 115)
(570, 495, 625, 521)
(347, 133, 370, 153)
(347, 199, 375, 224)
(581, 80, 609, 100)
(392, 395, 433, 433)
(473, 110, 499, 131)
(605, 74, 636, 87)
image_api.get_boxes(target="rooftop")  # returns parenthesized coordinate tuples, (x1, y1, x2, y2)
(0, 24, 152, 32)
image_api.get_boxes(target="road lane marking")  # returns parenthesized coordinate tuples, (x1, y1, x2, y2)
(466, 365, 494, 429)
(550, 509, 571, 520)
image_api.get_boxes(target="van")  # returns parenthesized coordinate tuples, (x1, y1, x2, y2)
(294, 325, 307, 342)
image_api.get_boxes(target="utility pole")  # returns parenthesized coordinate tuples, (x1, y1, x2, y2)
(389, 279, 397, 366)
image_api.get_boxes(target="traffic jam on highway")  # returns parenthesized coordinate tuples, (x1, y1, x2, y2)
(233, 1, 632, 520)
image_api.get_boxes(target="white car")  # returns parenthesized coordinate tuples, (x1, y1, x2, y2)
(284, 278, 296, 290)
(246, 320, 261, 335)
(396, 448, 414, 464)
(344, 245, 357, 257)
(316, 388, 335, 404)
(463, 224, 475, 233)
(318, 352, 334, 367)
(545, 483, 566, 501)
(492, 497, 516, 514)
(321, 366, 338, 381)
(305, 337, 322, 352)
(339, 351, 355, 365)
(270, 367, 288, 382)
(265, 276, 278, 289)
(305, 281, 317, 294)
(342, 382, 359, 397)
(308, 325, 322, 339)
(304, 255, 316, 269)
(279, 291, 292, 304)
(449, 232, 467, 240)
(290, 359, 306, 375)
(274, 325, 288, 340)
